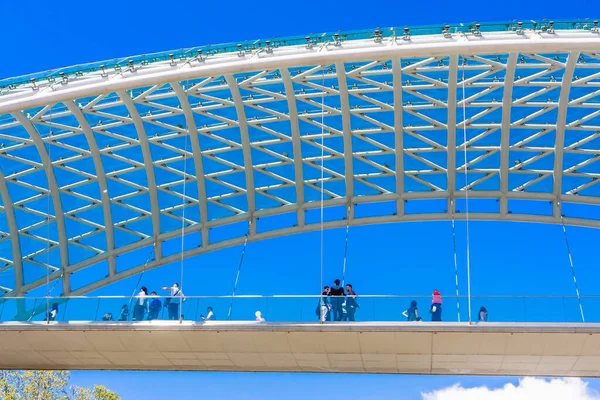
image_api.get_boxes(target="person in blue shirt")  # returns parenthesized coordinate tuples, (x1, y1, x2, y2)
(118, 304, 129, 321)
(148, 292, 162, 320)
(402, 300, 422, 321)
(161, 283, 185, 320)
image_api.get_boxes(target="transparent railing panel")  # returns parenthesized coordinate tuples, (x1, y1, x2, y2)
(1, 19, 596, 92)
(1, 295, 600, 324)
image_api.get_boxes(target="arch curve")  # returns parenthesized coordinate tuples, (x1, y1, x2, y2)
(1, 23, 600, 297)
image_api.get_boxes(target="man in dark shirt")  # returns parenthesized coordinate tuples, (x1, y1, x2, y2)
(329, 279, 345, 321)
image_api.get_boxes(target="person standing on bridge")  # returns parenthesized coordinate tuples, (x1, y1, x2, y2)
(118, 304, 129, 321)
(47, 303, 58, 322)
(343, 284, 358, 321)
(147, 292, 162, 320)
(479, 306, 488, 322)
(403, 300, 422, 321)
(161, 283, 185, 320)
(329, 279, 345, 321)
(317, 286, 331, 322)
(430, 289, 442, 322)
(201, 306, 215, 321)
(133, 286, 148, 321)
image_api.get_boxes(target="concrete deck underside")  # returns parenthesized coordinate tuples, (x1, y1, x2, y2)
(2, 322, 600, 376)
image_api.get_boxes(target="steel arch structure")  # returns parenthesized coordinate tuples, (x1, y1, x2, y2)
(1, 21, 600, 299)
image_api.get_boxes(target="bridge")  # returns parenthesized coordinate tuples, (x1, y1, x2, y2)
(1, 294, 600, 375)
(2, 321, 600, 376)
(2, 20, 600, 376)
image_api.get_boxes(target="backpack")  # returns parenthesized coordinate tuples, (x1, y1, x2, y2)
(164, 288, 180, 307)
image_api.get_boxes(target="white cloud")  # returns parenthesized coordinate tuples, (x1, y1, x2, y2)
(422, 377, 600, 400)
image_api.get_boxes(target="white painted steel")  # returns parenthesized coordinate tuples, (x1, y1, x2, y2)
(0, 28, 599, 306)
(2, 322, 600, 376)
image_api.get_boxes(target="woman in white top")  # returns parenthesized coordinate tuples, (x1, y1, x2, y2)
(134, 286, 148, 321)
(255, 310, 265, 322)
(47, 303, 58, 322)
(201, 306, 215, 321)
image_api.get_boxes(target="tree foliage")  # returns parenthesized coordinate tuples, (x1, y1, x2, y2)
(0, 371, 120, 400)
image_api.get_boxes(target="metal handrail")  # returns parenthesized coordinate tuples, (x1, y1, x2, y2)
(3, 294, 600, 300)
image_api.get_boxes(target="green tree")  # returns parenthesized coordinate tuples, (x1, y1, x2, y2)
(0, 371, 120, 400)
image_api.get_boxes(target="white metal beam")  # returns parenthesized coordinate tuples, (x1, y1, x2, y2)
(11, 186, 600, 297)
(12, 111, 71, 295)
(65, 101, 116, 276)
(553, 52, 580, 218)
(500, 53, 518, 215)
(335, 62, 354, 219)
(447, 55, 458, 212)
(3, 30, 600, 301)
(224, 75, 256, 234)
(280, 68, 306, 227)
(117, 91, 163, 259)
(4, 34, 600, 118)
(392, 58, 404, 216)
(69, 208, 600, 296)
(171, 82, 209, 247)
(0, 167, 23, 293)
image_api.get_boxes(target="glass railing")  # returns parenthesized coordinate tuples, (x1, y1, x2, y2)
(0, 294, 597, 324)
(1, 19, 598, 92)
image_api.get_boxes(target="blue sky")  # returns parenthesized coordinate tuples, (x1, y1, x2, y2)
(2, 0, 600, 398)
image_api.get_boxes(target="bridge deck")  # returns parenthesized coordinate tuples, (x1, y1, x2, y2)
(2, 322, 600, 376)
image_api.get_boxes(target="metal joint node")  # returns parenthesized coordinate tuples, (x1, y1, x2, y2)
(334, 34, 341, 46)
(443, 25, 452, 39)
(305, 36, 313, 49)
(516, 22, 524, 35)
(374, 29, 383, 43)
(265, 41, 273, 53)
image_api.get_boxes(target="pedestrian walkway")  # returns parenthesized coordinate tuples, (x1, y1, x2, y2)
(1, 322, 599, 376)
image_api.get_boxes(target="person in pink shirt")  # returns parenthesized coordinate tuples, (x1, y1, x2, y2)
(430, 289, 442, 321)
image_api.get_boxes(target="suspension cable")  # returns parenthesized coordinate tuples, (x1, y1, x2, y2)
(43, 260, 71, 320)
(319, 66, 325, 310)
(460, 55, 473, 324)
(450, 201, 461, 322)
(179, 127, 188, 322)
(559, 209, 585, 322)
(128, 243, 156, 308)
(341, 206, 350, 287)
(227, 224, 250, 320)
(46, 105, 53, 322)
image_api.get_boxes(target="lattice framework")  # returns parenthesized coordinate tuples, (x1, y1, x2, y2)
(0, 27, 599, 300)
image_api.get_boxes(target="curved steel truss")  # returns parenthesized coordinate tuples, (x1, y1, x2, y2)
(1, 24, 600, 297)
